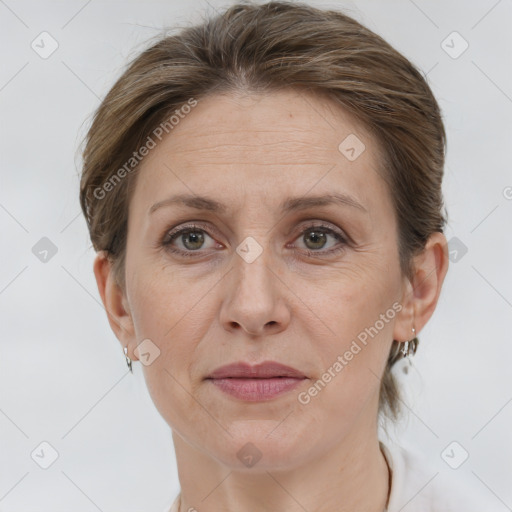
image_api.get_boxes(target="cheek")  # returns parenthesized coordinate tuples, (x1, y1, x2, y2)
(311, 256, 400, 336)
(304, 261, 400, 401)
(126, 263, 211, 379)
(128, 262, 199, 337)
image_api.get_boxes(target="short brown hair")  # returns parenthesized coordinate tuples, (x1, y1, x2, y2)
(79, 0, 447, 420)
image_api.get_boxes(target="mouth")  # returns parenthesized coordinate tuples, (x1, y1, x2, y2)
(205, 361, 307, 401)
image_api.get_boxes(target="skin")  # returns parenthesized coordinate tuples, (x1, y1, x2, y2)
(94, 89, 449, 512)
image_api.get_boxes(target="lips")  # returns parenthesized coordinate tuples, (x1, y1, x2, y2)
(206, 361, 306, 379)
(206, 361, 307, 401)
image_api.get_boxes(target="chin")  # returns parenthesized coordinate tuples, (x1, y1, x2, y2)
(209, 419, 321, 471)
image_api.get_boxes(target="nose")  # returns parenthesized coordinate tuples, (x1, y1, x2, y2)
(219, 243, 291, 337)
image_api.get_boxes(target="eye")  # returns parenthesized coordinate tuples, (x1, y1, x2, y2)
(162, 223, 219, 257)
(291, 223, 348, 256)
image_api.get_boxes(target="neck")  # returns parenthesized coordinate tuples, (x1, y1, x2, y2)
(172, 416, 390, 512)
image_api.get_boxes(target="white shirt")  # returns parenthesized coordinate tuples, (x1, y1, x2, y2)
(165, 440, 500, 512)
(381, 441, 500, 511)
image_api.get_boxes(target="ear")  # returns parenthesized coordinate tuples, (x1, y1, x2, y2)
(393, 232, 450, 342)
(93, 251, 137, 358)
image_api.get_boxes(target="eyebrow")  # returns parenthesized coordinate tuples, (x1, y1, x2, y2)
(149, 192, 368, 215)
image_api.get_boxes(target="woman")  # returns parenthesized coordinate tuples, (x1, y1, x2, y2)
(79, 2, 494, 511)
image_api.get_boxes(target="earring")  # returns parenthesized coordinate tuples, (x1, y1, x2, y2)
(401, 327, 417, 374)
(400, 327, 417, 357)
(124, 346, 133, 373)
(388, 327, 418, 372)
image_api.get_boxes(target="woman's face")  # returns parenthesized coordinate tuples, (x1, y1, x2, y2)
(115, 89, 414, 469)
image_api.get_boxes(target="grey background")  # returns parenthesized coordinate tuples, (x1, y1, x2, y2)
(1, 0, 511, 510)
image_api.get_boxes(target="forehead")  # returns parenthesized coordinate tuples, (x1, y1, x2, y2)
(161, 89, 374, 161)
(129, 89, 391, 220)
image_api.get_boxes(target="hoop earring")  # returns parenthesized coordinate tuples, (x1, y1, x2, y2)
(400, 327, 417, 358)
(388, 326, 418, 372)
(124, 346, 133, 373)
(401, 327, 417, 374)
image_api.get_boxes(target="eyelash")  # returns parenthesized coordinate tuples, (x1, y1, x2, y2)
(161, 221, 348, 259)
